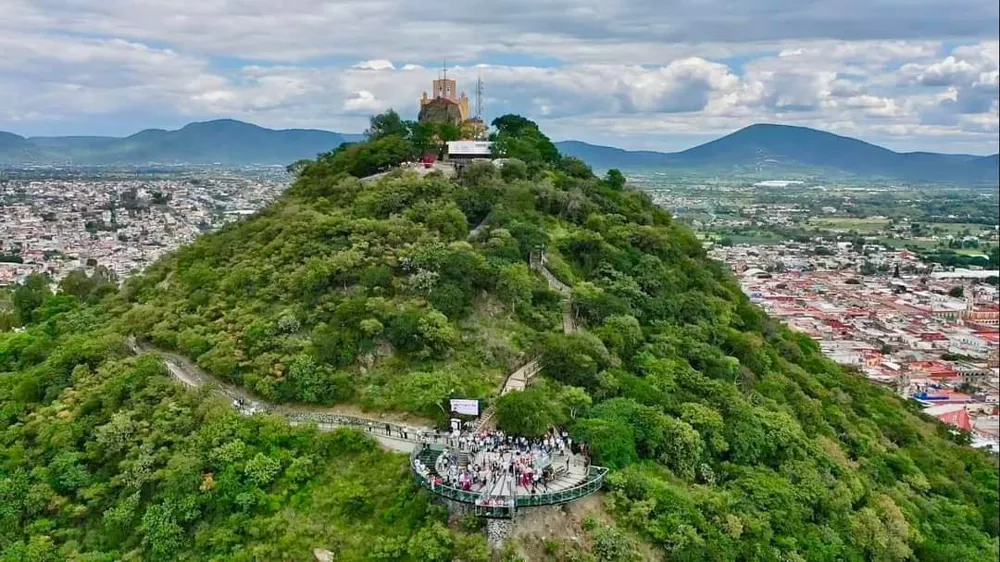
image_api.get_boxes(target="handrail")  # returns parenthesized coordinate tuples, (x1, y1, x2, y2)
(284, 411, 434, 443)
(409, 444, 607, 508)
(516, 466, 608, 507)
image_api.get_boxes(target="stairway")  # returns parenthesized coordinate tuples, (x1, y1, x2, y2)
(416, 446, 442, 471)
(475, 404, 497, 433)
(475, 252, 573, 434)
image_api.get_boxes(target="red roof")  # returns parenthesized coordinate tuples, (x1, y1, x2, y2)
(936, 409, 973, 432)
(977, 332, 1000, 343)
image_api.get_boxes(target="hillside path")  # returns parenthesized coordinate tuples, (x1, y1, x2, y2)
(477, 256, 578, 430)
(129, 168, 575, 446)
(129, 338, 434, 452)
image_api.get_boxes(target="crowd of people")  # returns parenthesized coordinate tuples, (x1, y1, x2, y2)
(426, 427, 590, 503)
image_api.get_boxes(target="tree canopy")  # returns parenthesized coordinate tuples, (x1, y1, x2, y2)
(1, 110, 997, 561)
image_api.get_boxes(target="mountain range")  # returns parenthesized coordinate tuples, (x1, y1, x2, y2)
(556, 124, 999, 184)
(1, 119, 996, 184)
(0, 120, 364, 167)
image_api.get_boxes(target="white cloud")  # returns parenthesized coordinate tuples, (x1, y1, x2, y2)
(352, 60, 396, 71)
(901, 56, 981, 86)
(343, 90, 383, 112)
(0, 0, 997, 153)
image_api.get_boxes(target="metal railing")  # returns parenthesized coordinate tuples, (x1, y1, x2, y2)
(515, 465, 608, 507)
(285, 412, 446, 445)
(409, 444, 607, 509)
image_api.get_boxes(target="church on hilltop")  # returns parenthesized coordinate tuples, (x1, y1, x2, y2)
(419, 66, 471, 124)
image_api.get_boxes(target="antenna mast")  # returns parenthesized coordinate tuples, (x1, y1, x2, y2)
(475, 71, 484, 121)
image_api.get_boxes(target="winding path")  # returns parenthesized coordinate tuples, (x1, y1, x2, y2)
(128, 168, 573, 450)
(129, 338, 432, 452)
(476, 255, 577, 431)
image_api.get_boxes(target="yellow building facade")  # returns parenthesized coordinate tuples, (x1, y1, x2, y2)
(420, 77, 471, 122)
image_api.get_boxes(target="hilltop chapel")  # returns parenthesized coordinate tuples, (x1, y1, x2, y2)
(418, 65, 471, 125)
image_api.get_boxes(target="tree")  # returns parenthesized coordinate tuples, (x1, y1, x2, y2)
(596, 315, 643, 358)
(58, 269, 93, 300)
(496, 263, 534, 313)
(539, 332, 611, 390)
(949, 285, 964, 298)
(13, 273, 51, 325)
(499, 158, 528, 181)
(558, 386, 592, 419)
(605, 168, 626, 190)
(58, 267, 117, 303)
(286, 158, 312, 176)
(407, 521, 454, 562)
(490, 114, 560, 166)
(496, 387, 558, 437)
(571, 418, 637, 468)
(559, 156, 593, 179)
(849, 495, 912, 562)
(366, 109, 408, 141)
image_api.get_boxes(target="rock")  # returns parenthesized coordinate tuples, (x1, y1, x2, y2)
(313, 548, 334, 562)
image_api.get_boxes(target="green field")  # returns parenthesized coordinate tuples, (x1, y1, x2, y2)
(925, 222, 996, 234)
(954, 248, 987, 256)
(808, 217, 891, 233)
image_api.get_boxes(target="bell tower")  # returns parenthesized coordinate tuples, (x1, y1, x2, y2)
(434, 62, 457, 102)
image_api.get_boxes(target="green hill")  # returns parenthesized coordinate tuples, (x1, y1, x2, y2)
(0, 120, 352, 166)
(1, 114, 997, 561)
(557, 124, 1000, 184)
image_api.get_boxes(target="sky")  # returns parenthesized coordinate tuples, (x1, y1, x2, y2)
(2, 0, 999, 154)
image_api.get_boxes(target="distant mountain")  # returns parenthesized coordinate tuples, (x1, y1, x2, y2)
(557, 124, 999, 185)
(0, 131, 28, 150)
(0, 120, 355, 166)
(5, 120, 995, 183)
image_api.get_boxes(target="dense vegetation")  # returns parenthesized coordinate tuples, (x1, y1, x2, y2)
(2, 112, 998, 561)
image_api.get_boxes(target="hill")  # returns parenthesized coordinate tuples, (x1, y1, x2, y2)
(557, 123, 1000, 184)
(0, 120, 353, 165)
(1, 113, 997, 560)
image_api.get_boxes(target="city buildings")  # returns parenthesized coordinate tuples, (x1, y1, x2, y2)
(713, 242, 1000, 450)
(0, 170, 288, 286)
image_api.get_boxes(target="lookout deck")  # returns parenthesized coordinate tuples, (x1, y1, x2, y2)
(411, 444, 607, 518)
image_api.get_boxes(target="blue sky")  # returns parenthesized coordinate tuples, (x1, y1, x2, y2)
(1, 0, 998, 153)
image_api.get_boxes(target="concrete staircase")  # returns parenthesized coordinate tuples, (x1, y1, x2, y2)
(475, 253, 577, 434)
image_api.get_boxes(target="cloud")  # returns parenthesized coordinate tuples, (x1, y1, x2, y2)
(353, 60, 396, 71)
(901, 56, 981, 86)
(899, 43, 999, 129)
(0, 0, 998, 152)
(6, 0, 998, 64)
(343, 90, 383, 113)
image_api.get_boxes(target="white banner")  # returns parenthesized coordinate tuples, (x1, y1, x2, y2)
(450, 398, 480, 416)
(447, 141, 492, 155)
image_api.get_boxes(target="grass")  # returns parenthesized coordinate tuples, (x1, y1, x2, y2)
(954, 248, 987, 257)
(726, 234, 785, 245)
(925, 222, 997, 234)
(808, 217, 891, 233)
